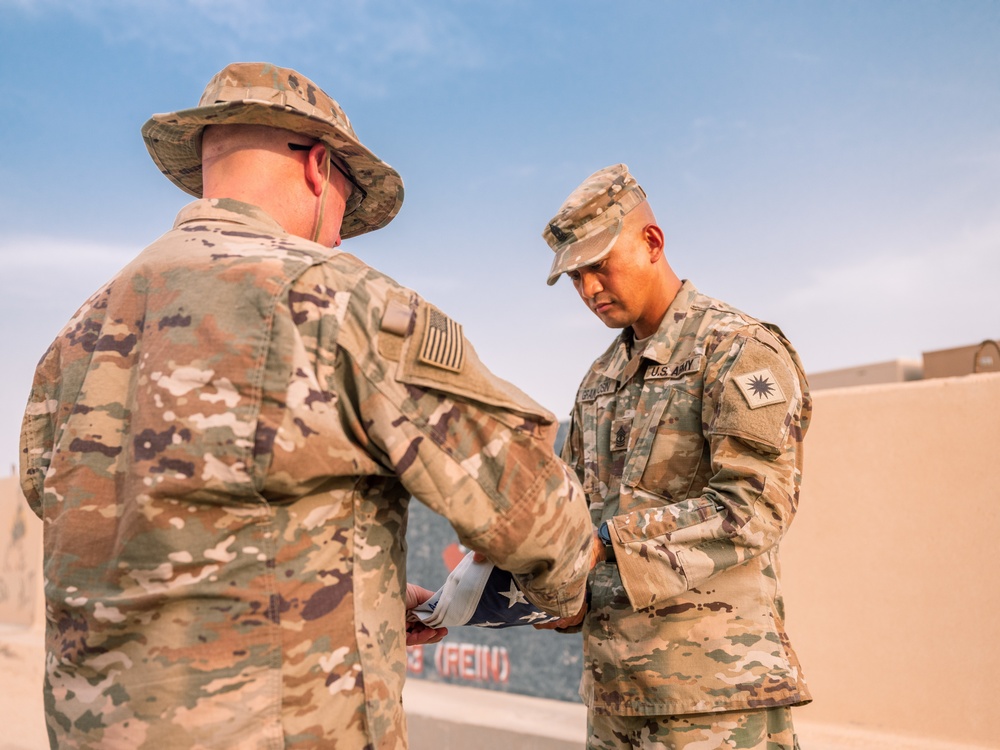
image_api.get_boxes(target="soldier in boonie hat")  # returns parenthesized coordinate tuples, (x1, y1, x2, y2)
(142, 61, 403, 239)
(21, 60, 598, 748)
(542, 163, 647, 285)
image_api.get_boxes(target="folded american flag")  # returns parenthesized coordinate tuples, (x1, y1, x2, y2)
(410, 551, 559, 628)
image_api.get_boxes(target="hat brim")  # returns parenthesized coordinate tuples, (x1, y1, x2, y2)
(141, 100, 404, 239)
(546, 222, 620, 285)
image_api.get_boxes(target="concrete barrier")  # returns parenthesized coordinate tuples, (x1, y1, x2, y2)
(0, 475, 41, 630)
(780, 373, 1000, 748)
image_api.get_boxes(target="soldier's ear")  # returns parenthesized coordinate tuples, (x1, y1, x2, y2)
(644, 224, 665, 263)
(303, 143, 329, 197)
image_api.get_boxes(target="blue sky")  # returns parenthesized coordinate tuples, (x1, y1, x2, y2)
(1, 0, 999, 468)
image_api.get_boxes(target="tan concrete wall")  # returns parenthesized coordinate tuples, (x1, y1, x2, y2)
(779, 372, 1000, 748)
(0, 473, 47, 750)
(0, 474, 42, 629)
(2, 372, 999, 749)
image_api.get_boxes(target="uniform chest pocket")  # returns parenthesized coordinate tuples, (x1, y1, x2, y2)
(579, 392, 619, 495)
(621, 381, 705, 502)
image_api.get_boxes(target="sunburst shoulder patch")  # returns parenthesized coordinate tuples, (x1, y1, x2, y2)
(736, 367, 786, 409)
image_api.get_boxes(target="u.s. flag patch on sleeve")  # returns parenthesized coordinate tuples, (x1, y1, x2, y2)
(419, 308, 465, 372)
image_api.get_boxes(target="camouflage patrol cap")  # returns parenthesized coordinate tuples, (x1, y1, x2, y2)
(141, 62, 404, 239)
(542, 163, 647, 285)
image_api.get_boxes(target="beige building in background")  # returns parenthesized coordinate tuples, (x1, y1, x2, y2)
(808, 358, 923, 390)
(2, 368, 999, 750)
(809, 338, 999, 390)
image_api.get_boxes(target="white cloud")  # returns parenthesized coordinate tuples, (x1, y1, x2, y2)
(0, 234, 133, 270)
(783, 219, 1000, 312)
(1, 0, 485, 78)
(770, 220, 1000, 372)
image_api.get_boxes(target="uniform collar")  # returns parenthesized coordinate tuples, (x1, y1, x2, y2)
(173, 198, 290, 237)
(592, 280, 701, 382)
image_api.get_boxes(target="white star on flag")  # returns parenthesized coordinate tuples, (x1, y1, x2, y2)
(499, 580, 528, 608)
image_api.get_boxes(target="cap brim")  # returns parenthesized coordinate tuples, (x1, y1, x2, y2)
(546, 223, 620, 285)
(141, 101, 404, 239)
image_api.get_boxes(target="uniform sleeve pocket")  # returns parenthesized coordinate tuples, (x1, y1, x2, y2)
(396, 302, 554, 426)
(614, 492, 727, 547)
(711, 336, 797, 456)
(610, 493, 732, 609)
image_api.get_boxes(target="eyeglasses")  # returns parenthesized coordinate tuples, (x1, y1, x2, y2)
(287, 142, 366, 216)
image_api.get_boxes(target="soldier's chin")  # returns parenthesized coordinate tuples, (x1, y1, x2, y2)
(594, 311, 629, 330)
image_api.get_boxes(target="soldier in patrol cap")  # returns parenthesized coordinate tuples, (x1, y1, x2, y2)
(20, 62, 596, 749)
(539, 163, 813, 749)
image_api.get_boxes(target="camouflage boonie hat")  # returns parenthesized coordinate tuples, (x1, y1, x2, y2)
(141, 62, 404, 239)
(542, 163, 646, 285)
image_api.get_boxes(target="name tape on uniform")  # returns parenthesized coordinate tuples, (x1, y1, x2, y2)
(578, 379, 616, 403)
(646, 356, 701, 381)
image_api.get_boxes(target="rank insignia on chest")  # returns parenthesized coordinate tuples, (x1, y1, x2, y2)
(419, 308, 465, 373)
(736, 367, 787, 409)
(611, 417, 632, 451)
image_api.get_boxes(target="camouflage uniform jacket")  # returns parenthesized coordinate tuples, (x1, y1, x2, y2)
(20, 198, 593, 749)
(562, 281, 812, 716)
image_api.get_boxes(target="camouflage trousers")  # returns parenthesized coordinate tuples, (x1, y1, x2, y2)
(586, 706, 800, 749)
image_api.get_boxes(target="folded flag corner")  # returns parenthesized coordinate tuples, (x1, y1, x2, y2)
(410, 551, 559, 629)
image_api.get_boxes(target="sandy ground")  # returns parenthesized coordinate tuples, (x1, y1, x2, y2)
(3, 624, 994, 750)
(0, 625, 46, 750)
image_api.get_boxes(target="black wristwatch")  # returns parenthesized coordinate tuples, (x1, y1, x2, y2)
(598, 521, 616, 562)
